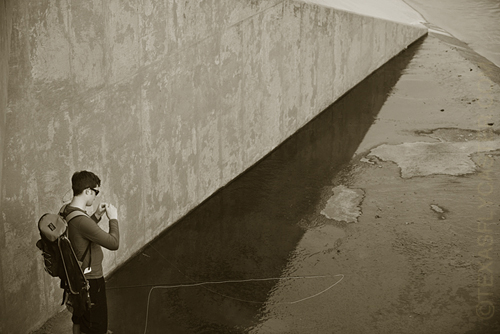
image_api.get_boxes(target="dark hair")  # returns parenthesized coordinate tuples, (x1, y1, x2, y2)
(72, 171, 101, 196)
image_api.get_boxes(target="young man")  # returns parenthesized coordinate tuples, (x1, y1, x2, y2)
(62, 170, 120, 334)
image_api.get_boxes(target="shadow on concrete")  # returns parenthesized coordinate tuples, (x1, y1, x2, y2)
(105, 37, 425, 334)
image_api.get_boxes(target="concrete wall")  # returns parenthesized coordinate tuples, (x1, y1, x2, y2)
(0, 0, 12, 331)
(306, 0, 425, 25)
(0, 0, 426, 332)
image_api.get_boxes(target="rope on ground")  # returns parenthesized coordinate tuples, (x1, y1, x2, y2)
(108, 245, 345, 333)
(142, 273, 345, 334)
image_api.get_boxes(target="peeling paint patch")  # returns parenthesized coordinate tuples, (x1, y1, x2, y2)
(369, 140, 500, 178)
(321, 185, 364, 223)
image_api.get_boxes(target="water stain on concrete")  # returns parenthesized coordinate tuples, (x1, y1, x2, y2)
(321, 185, 364, 223)
(369, 128, 500, 178)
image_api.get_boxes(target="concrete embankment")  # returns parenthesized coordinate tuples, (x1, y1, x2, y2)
(0, 0, 425, 332)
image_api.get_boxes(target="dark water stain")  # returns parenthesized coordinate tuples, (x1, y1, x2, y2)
(105, 38, 424, 334)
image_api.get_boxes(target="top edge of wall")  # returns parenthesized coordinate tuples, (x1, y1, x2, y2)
(299, 0, 427, 29)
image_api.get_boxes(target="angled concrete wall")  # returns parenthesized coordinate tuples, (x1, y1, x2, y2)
(0, 0, 426, 332)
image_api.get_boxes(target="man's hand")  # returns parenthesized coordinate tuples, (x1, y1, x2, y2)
(95, 203, 107, 219)
(105, 204, 118, 220)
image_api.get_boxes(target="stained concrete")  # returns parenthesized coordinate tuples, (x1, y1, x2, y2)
(404, 0, 500, 67)
(369, 138, 500, 178)
(1, 0, 427, 332)
(308, 0, 425, 25)
(30, 18, 500, 333)
(0, 1, 12, 330)
(320, 185, 364, 222)
(35, 31, 500, 333)
(32, 26, 421, 333)
(100, 39, 422, 333)
(0, 0, 9, 192)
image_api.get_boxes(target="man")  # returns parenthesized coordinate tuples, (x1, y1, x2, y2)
(62, 170, 120, 334)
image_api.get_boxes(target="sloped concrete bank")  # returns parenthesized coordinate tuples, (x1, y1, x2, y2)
(0, 0, 426, 332)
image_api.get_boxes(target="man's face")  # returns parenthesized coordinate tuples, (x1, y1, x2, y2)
(86, 186, 100, 206)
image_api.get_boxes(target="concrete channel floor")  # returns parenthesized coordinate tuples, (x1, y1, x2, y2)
(32, 32, 500, 334)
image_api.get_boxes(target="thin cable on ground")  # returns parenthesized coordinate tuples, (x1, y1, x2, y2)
(142, 273, 344, 334)
(110, 245, 345, 333)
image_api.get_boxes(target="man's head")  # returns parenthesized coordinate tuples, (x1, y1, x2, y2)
(72, 171, 101, 205)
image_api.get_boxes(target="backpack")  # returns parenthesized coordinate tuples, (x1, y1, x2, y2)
(36, 207, 92, 316)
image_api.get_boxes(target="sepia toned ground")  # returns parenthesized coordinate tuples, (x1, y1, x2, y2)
(241, 33, 500, 334)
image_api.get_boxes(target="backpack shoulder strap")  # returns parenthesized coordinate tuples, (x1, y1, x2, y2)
(59, 204, 88, 223)
(80, 242, 92, 266)
(65, 210, 87, 222)
(60, 207, 92, 263)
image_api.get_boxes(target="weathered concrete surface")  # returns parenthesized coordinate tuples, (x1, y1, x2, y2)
(307, 0, 425, 25)
(0, 0, 426, 332)
(404, 0, 500, 68)
(0, 0, 10, 191)
(0, 0, 12, 331)
(34, 31, 500, 333)
(370, 139, 500, 178)
(58, 37, 422, 333)
(244, 33, 500, 334)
